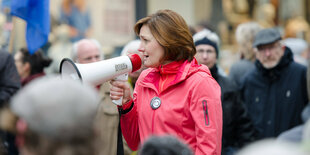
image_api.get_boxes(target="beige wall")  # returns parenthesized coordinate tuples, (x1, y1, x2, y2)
(194, 0, 212, 25)
(147, 0, 195, 26)
(12, 0, 207, 54)
(49, 0, 210, 55)
(50, 0, 136, 55)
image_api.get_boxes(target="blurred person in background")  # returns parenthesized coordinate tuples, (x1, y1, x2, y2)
(14, 48, 52, 87)
(71, 39, 103, 64)
(60, 0, 92, 42)
(193, 29, 256, 155)
(72, 39, 132, 155)
(10, 76, 99, 155)
(241, 28, 308, 140)
(110, 9, 222, 155)
(0, 50, 20, 112)
(0, 50, 20, 155)
(45, 24, 73, 74)
(229, 22, 262, 86)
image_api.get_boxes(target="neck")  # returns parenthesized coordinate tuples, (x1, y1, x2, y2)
(161, 60, 173, 66)
(21, 72, 30, 79)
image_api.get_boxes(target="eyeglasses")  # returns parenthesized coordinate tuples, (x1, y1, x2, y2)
(197, 49, 215, 54)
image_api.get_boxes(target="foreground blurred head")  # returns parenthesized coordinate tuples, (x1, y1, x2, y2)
(11, 76, 99, 155)
(139, 135, 193, 155)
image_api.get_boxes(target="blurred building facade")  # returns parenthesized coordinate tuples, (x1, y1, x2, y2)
(1, 0, 309, 66)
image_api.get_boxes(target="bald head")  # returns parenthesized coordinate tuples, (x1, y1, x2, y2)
(72, 39, 103, 64)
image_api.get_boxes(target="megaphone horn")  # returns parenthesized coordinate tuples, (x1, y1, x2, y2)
(59, 53, 142, 86)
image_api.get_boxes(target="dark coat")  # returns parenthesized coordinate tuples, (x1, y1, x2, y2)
(210, 66, 256, 153)
(0, 51, 20, 106)
(241, 47, 308, 140)
(0, 51, 20, 155)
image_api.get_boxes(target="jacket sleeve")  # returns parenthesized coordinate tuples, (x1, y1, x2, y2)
(119, 91, 140, 151)
(0, 53, 21, 105)
(190, 76, 222, 155)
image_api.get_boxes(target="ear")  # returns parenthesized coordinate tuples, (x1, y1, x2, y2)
(281, 44, 286, 54)
(281, 44, 286, 50)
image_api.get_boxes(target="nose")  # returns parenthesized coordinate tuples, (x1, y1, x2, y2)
(202, 51, 209, 59)
(138, 45, 145, 53)
(264, 49, 271, 57)
(138, 48, 144, 53)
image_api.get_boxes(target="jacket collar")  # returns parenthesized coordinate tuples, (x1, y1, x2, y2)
(139, 58, 201, 92)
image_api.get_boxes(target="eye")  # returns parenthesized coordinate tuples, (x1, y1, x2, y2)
(198, 49, 204, 53)
(85, 57, 92, 61)
(207, 50, 214, 53)
(143, 38, 148, 42)
(140, 36, 148, 43)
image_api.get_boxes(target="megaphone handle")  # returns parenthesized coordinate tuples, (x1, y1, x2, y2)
(112, 73, 129, 106)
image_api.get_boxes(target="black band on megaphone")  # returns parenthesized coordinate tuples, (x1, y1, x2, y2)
(59, 58, 83, 81)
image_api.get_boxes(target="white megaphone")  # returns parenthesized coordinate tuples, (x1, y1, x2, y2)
(59, 54, 142, 105)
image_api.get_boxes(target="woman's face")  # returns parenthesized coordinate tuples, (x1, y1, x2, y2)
(14, 51, 29, 79)
(138, 25, 165, 68)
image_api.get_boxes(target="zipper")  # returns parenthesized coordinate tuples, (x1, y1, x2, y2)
(202, 100, 209, 126)
(159, 74, 169, 93)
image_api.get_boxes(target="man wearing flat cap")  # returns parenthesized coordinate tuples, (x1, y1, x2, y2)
(241, 28, 308, 140)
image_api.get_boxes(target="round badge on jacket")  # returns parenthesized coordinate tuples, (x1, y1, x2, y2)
(150, 97, 161, 110)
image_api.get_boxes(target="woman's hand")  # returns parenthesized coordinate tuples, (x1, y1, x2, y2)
(110, 80, 132, 105)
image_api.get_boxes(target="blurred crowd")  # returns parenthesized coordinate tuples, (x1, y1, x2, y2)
(0, 0, 310, 155)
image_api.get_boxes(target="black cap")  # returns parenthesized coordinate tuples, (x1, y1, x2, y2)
(253, 28, 282, 48)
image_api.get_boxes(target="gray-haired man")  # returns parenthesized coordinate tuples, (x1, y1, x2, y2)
(241, 28, 308, 140)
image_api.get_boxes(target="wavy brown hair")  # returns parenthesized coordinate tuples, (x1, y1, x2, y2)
(134, 9, 196, 62)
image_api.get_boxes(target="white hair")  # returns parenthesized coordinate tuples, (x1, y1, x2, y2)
(71, 39, 104, 62)
(235, 22, 262, 46)
(121, 39, 141, 56)
(10, 76, 99, 140)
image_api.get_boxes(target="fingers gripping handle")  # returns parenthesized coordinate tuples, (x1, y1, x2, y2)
(112, 73, 128, 105)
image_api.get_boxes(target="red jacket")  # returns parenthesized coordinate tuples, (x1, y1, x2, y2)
(120, 59, 222, 155)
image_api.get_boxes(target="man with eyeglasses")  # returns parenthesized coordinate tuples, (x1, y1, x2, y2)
(241, 28, 308, 140)
(194, 29, 257, 155)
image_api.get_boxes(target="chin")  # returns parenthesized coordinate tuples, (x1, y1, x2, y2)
(144, 63, 155, 68)
(262, 62, 277, 69)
